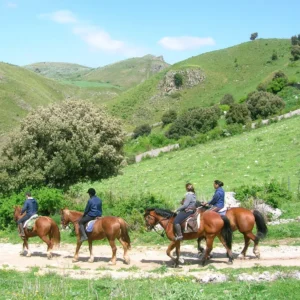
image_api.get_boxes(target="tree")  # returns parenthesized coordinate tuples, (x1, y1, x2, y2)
(291, 35, 298, 45)
(166, 106, 221, 139)
(220, 94, 235, 106)
(250, 32, 258, 41)
(161, 110, 177, 126)
(174, 73, 183, 88)
(246, 91, 285, 120)
(0, 100, 125, 192)
(225, 103, 251, 125)
(132, 124, 151, 139)
(291, 45, 300, 61)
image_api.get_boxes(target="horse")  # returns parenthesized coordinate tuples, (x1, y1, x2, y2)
(144, 208, 234, 267)
(60, 208, 131, 265)
(197, 207, 268, 259)
(13, 205, 60, 259)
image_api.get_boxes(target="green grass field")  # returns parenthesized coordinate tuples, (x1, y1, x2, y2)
(73, 115, 300, 208)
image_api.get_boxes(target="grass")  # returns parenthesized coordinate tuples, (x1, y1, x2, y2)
(108, 39, 300, 129)
(1, 269, 300, 299)
(73, 115, 300, 207)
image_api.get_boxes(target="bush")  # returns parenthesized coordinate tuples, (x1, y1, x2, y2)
(174, 73, 183, 88)
(166, 106, 221, 139)
(266, 71, 288, 94)
(0, 100, 125, 192)
(291, 45, 300, 60)
(221, 123, 244, 137)
(246, 91, 285, 120)
(132, 124, 152, 139)
(225, 103, 251, 125)
(161, 110, 177, 126)
(220, 94, 235, 106)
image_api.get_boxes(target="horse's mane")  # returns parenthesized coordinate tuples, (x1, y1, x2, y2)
(145, 208, 175, 219)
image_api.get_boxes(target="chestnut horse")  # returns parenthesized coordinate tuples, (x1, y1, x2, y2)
(13, 206, 60, 259)
(60, 208, 131, 265)
(197, 207, 268, 258)
(144, 208, 234, 267)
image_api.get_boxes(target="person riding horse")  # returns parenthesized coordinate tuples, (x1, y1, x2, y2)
(203, 180, 225, 212)
(78, 188, 102, 242)
(17, 192, 38, 237)
(173, 183, 197, 241)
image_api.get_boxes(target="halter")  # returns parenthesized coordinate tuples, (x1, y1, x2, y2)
(145, 212, 172, 238)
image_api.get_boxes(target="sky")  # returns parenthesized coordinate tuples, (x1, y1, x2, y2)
(0, 0, 299, 68)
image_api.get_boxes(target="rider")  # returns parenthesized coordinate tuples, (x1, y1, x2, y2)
(204, 180, 225, 212)
(17, 192, 38, 237)
(173, 183, 197, 241)
(78, 188, 102, 242)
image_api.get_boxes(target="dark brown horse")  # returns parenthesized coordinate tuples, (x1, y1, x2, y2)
(13, 206, 60, 259)
(197, 207, 268, 258)
(144, 208, 234, 267)
(60, 208, 131, 265)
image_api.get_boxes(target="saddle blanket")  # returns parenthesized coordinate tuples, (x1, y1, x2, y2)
(86, 220, 96, 232)
(184, 213, 201, 233)
(23, 214, 39, 229)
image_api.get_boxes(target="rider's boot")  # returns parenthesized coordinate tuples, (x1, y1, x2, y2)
(174, 224, 183, 241)
(18, 223, 25, 237)
(79, 224, 88, 242)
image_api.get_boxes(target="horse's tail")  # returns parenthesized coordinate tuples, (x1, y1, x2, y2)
(253, 210, 268, 240)
(50, 219, 61, 248)
(221, 215, 233, 250)
(118, 218, 131, 250)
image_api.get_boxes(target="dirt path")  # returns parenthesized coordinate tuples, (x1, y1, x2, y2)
(1, 241, 300, 280)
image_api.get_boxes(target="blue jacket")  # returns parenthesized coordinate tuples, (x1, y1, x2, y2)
(83, 196, 102, 217)
(21, 198, 38, 216)
(208, 187, 225, 208)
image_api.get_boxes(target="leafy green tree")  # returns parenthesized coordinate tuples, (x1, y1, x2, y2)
(133, 124, 152, 139)
(291, 45, 300, 61)
(220, 94, 235, 106)
(246, 91, 285, 120)
(0, 100, 125, 192)
(225, 103, 251, 125)
(166, 106, 221, 139)
(250, 32, 258, 41)
(174, 73, 183, 88)
(161, 109, 177, 126)
(291, 35, 299, 46)
(267, 71, 288, 94)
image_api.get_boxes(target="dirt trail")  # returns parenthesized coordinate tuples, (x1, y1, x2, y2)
(1, 241, 300, 280)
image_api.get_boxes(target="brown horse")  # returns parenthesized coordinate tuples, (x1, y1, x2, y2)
(13, 206, 60, 259)
(144, 208, 234, 267)
(197, 207, 268, 259)
(60, 208, 131, 265)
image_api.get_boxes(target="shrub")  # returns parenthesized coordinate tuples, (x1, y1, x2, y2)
(221, 123, 244, 137)
(132, 124, 152, 139)
(266, 71, 288, 94)
(220, 94, 235, 106)
(225, 103, 251, 125)
(0, 100, 125, 192)
(174, 73, 183, 88)
(271, 50, 278, 61)
(291, 45, 300, 60)
(161, 110, 177, 126)
(246, 91, 285, 120)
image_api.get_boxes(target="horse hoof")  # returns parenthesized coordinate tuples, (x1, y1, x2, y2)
(178, 257, 184, 264)
(88, 259, 94, 263)
(19, 251, 24, 256)
(237, 254, 246, 260)
(227, 260, 233, 265)
(124, 258, 130, 265)
(47, 254, 52, 260)
(26, 253, 31, 257)
(108, 261, 116, 265)
(72, 258, 79, 263)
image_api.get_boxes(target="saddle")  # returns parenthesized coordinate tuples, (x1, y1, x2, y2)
(181, 210, 201, 233)
(23, 214, 39, 230)
(85, 217, 102, 233)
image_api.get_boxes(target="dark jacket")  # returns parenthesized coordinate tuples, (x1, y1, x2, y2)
(21, 198, 38, 217)
(208, 187, 225, 208)
(83, 196, 102, 217)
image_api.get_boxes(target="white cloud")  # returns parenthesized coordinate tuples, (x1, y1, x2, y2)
(6, 2, 17, 8)
(39, 10, 77, 24)
(158, 36, 215, 51)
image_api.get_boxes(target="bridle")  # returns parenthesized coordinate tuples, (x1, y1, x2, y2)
(144, 212, 172, 238)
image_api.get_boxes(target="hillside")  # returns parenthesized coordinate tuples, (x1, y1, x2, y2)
(24, 62, 93, 81)
(74, 115, 300, 205)
(108, 39, 300, 129)
(83, 54, 170, 89)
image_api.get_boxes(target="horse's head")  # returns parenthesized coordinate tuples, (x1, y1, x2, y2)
(13, 205, 22, 222)
(144, 208, 175, 231)
(60, 208, 71, 229)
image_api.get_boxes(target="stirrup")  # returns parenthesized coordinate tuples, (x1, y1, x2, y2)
(174, 236, 183, 241)
(80, 236, 88, 242)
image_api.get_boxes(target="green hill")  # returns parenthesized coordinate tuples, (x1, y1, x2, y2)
(74, 115, 300, 204)
(24, 62, 92, 81)
(108, 39, 300, 129)
(83, 54, 170, 89)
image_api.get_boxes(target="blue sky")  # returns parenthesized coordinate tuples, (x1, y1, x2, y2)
(0, 0, 299, 67)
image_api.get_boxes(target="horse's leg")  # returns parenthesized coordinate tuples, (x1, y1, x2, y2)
(108, 239, 117, 265)
(39, 235, 53, 259)
(166, 241, 180, 267)
(238, 234, 251, 259)
(200, 235, 214, 266)
(217, 234, 234, 264)
(197, 237, 205, 256)
(246, 232, 260, 258)
(88, 240, 94, 263)
(72, 240, 83, 263)
(118, 238, 130, 265)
